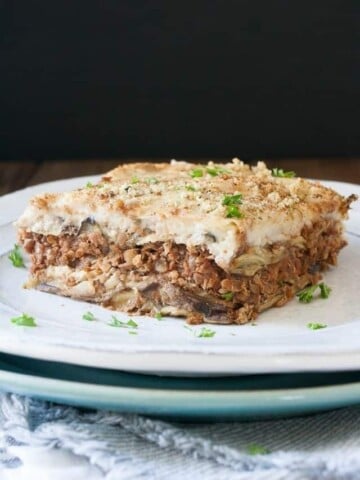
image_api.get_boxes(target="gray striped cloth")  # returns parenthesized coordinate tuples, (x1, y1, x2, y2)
(0, 394, 360, 480)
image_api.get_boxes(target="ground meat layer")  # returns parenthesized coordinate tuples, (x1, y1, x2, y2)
(19, 218, 346, 324)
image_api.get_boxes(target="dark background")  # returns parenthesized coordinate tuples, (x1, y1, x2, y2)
(1, 1, 359, 162)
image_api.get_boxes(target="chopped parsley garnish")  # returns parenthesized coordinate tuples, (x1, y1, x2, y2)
(127, 319, 138, 328)
(131, 176, 140, 184)
(183, 325, 216, 338)
(189, 168, 204, 178)
(86, 182, 103, 189)
(146, 177, 159, 184)
(221, 292, 234, 301)
(222, 195, 244, 217)
(246, 443, 270, 455)
(307, 322, 327, 330)
(206, 166, 231, 176)
(222, 194, 243, 206)
(225, 205, 244, 219)
(108, 316, 138, 329)
(8, 244, 25, 268)
(11, 313, 37, 327)
(82, 311, 96, 321)
(297, 282, 331, 303)
(155, 312, 163, 320)
(185, 185, 196, 192)
(319, 282, 331, 299)
(206, 167, 219, 177)
(271, 168, 296, 178)
(197, 327, 216, 338)
(297, 284, 318, 303)
(128, 330, 138, 335)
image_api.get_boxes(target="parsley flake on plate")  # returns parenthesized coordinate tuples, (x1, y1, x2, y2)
(183, 325, 216, 338)
(196, 327, 216, 338)
(154, 312, 163, 320)
(127, 318, 138, 328)
(8, 244, 25, 268)
(307, 322, 327, 330)
(184, 325, 216, 338)
(11, 313, 37, 327)
(82, 311, 96, 321)
(108, 316, 138, 329)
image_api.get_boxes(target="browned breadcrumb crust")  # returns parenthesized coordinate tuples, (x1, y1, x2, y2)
(19, 217, 345, 324)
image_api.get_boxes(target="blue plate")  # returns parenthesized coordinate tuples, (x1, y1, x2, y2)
(0, 353, 359, 420)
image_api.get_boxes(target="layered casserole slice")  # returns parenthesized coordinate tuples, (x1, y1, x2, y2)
(16, 160, 356, 324)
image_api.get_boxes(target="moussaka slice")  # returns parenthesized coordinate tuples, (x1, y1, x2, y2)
(16, 160, 356, 324)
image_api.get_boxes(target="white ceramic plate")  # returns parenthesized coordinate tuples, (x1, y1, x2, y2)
(0, 177, 359, 376)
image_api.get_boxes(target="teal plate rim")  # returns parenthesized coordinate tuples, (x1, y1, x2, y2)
(0, 353, 359, 419)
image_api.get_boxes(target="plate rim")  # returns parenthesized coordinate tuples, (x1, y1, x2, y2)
(1, 356, 360, 417)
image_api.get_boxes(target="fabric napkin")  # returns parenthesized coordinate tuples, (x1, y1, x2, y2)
(0, 394, 360, 480)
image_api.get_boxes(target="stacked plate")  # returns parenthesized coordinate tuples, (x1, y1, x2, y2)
(0, 179, 359, 419)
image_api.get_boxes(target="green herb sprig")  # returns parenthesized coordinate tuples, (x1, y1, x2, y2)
(206, 166, 231, 177)
(85, 182, 103, 189)
(222, 194, 244, 219)
(319, 283, 331, 299)
(225, 205, 244, 218)
(297, 282, 331, 303)
(108, 316, 138, 329)
(146, 177, 159, 184)
(82, 311, 96, 321)
(271, 168, 296, 178)
(189, 168, 204, 178)
(197, 327, 216, 338)
(246, 443, 270, 455)
(184, 325, 216, 338)
(11, 313, 37, 327)
(222, 194, 243, 206)
(221, 292, 234, 301)
(307, 322, 327, 330)
(8, 244, 25, 268)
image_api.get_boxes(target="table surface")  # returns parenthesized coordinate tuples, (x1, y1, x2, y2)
(0, 158, 359, 196)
